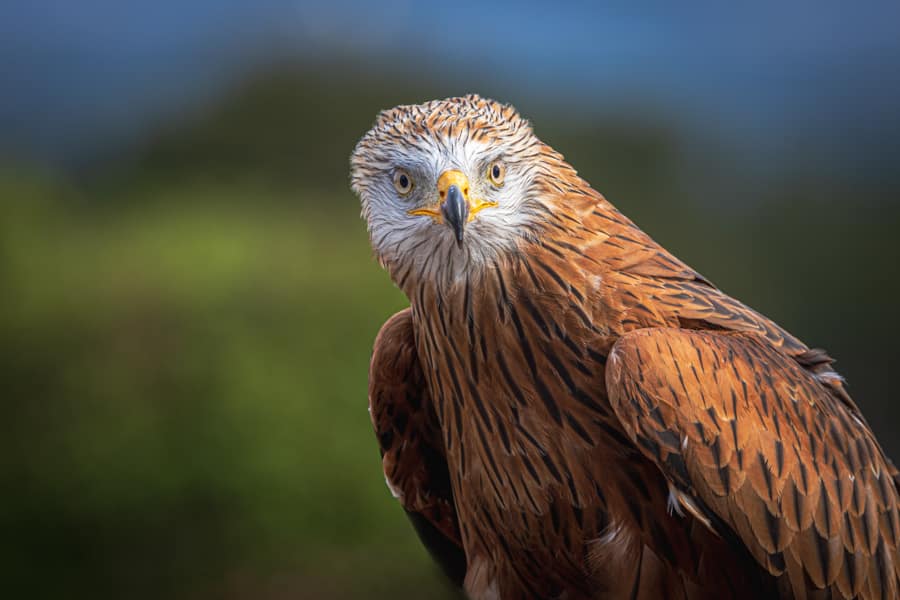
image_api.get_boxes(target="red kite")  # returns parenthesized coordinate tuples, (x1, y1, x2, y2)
(350, 95, 899, 599)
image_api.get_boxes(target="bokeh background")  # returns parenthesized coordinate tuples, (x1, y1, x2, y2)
(3, 2, 899, 598)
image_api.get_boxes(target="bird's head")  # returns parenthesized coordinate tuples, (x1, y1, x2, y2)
(351, 94, 571, 287)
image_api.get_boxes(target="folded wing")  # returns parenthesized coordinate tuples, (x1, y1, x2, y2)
(607, 327, 900, 599)
(369, 309, 466, 586)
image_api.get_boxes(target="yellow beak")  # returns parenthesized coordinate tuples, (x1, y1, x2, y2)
(407, 170, 497, 223)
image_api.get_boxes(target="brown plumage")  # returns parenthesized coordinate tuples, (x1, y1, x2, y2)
(351, 95, 900, 599)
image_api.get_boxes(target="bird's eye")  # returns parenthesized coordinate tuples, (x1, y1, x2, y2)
(488, 161, 506, 186)
(393, 169, 413, 195)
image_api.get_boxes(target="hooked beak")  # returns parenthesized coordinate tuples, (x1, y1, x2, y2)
(407, 170, 497, 248)
(442, 183, 468, 246)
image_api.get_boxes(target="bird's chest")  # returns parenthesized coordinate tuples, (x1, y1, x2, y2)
(411, 283, 619, 573)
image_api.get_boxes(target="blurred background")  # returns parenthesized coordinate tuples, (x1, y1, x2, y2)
(2, 2, 899, 598)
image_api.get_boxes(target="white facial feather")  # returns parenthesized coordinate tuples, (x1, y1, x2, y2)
(350, 95, 559, 290)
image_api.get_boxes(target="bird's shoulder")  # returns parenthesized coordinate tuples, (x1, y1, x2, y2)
(541, 186, 815, 358)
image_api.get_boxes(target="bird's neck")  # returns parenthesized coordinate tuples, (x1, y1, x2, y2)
(405, 223, 612, 407)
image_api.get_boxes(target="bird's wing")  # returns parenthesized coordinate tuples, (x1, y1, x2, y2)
(606, 327, 900, 599)
(369, 308, 466, 586)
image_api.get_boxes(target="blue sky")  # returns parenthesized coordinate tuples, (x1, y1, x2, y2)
(3, 1, 900, 168)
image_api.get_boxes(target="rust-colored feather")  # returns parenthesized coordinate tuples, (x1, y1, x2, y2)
(368, 309, 466, 585)
(607, 327, 899, 598)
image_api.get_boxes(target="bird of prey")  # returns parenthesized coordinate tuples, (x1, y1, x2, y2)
(350, 95, 899, 599)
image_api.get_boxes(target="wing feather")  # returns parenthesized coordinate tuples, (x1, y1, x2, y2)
(369, 308, 466, 586)
(606, 327, 900, 599)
